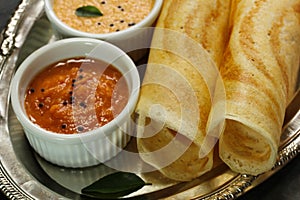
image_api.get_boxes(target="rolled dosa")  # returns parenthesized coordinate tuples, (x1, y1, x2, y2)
(135, 0, 231, 181)
(219, 0, 300, 175)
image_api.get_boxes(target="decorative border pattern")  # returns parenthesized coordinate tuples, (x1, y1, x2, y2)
(275, 139, 300, 169)
(201, 174, 257, 200)
(0, 0, 28, 57)
(0, 163, 33, 200)
(0, 0, 32, 199)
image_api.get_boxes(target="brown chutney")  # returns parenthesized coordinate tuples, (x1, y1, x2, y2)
(24, 57, 129, 134)
(53, 0, 154, 34)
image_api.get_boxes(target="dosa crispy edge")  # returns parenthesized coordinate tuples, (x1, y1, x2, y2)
(219, 0, 300, 175)
(135, 0, 231, 181)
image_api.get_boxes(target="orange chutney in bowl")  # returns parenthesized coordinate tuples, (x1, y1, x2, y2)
(53, 0, 154, 34)
(24, 57, 129, 134)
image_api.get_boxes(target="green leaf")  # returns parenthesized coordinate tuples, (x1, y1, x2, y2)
(81, 172, 151, 199)
(75, 5, 103, 17)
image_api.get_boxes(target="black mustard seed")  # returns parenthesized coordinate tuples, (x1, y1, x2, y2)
(77, 126, 84, 132)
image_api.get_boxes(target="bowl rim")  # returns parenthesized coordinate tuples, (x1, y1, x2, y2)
(44, 0, 163, 38)
(10, 37, 140, 142)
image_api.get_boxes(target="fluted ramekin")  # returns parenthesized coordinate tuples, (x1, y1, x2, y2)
(44, 0, 163, 61)
(10, 38, 140, 168)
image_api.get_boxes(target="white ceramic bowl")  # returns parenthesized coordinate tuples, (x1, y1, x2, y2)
(10, 38, 140, 168)
(44, 0, 163, 61)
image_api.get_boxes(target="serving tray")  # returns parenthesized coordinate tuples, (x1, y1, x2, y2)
(1, 0, 300, 199)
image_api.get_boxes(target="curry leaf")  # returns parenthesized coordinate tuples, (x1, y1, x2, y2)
(81, 172, 151, 199)
(75, 5, 103, 17)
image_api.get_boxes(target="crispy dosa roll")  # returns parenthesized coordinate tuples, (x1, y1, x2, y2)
(135, 0, 231, 181)
(219, 0, 300, 175)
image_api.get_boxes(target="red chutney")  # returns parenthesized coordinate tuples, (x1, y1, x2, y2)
(24, 57, 129, 134)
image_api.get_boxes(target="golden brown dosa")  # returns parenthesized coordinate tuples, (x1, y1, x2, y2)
(135, 0, 231, 181)
(219, 0, 300, 175)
